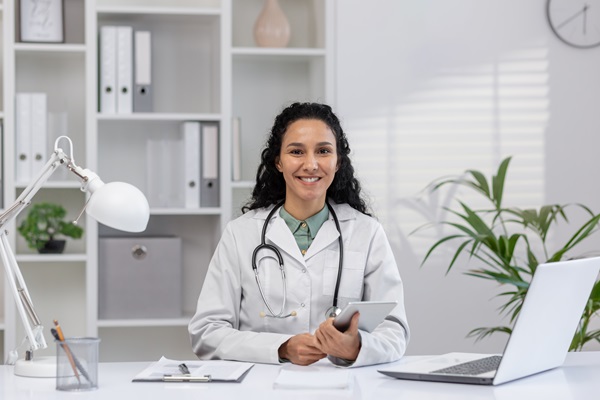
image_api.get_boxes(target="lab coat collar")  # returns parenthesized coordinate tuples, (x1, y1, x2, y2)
(253, 202, 358, 265)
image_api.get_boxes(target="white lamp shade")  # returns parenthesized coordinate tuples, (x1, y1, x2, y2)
(86, 182, 150, 232)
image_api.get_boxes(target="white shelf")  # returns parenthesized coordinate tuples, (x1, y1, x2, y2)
(16, 254, 88, 263)
(14, 43, 87, 53)
(232, 47, 326, 58)
(97, 113, 221, 122)
(97, 317, 191, 328)
(231, 180, 254, 189)
(96, 5, 221, 16)
(150, 208, 221, 216)
(15, 181, 82, 189)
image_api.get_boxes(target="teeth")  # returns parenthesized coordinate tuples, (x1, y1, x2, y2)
(301, 177, 319, 182)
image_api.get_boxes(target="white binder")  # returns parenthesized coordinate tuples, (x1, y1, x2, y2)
(99, 26, 117, 114)
(15, 93, 32, 183)
(133, 30, 153, 112)
(200, 123, 220, 207)
(232, 117, 242, 181)
(182, 122, 201, 209)
(30, 93, 47, 174)
(116, 26, 133, 114)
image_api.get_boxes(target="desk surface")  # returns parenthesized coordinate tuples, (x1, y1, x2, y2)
(2, 352, 599, 400)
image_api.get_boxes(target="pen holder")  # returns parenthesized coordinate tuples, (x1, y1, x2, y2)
(56, 337, 101, 391)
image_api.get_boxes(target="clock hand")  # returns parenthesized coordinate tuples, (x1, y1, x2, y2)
(583, 4, 589, 35)
(556, 5, 587, 30)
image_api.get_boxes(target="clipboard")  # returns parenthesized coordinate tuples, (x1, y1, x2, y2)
(132, 356, 254, 383)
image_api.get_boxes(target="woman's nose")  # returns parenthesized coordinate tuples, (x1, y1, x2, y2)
(303, 155, 318, 171)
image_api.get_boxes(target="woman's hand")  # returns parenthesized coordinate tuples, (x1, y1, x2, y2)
(278, 333, 327, 365)
(315, 312, 361, 361)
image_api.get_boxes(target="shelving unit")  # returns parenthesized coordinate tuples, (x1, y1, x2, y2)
(1, 0, 333, 363)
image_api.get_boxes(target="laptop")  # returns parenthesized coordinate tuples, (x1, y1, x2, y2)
(378, 256, 600, 385)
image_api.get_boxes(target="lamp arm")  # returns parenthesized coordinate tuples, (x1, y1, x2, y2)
(0, 147, 78, 355)
(0, 232, 47, 352)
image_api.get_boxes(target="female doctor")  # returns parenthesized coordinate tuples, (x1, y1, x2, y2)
(188, 102, 409, 367)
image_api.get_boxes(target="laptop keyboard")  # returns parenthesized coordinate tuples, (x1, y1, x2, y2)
(431, 355, 502, 375)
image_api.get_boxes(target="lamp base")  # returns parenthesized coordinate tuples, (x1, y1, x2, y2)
(14, 356, 56, 378)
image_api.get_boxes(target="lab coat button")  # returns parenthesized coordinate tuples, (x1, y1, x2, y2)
(301, 303, 305, 307)
(302, 268, 307, 273)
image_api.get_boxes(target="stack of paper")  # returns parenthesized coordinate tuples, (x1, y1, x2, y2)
(273, 366, 352, 390)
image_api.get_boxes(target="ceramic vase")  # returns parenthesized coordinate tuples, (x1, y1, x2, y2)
(253, 0, 290, 48)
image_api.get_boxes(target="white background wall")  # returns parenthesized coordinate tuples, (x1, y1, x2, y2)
(334, 0, 600, 355)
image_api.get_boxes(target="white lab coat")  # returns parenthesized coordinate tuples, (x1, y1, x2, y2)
(188, 202, 410, 367)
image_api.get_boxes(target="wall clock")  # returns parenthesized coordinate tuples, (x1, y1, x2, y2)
(547, 0, 600, 48)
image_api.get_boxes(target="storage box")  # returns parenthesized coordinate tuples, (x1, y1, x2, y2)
(98, 237, 182, 319)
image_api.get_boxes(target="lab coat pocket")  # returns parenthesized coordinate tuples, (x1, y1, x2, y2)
(322, 250, 366, 300)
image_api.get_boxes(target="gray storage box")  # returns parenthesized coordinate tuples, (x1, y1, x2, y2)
(98, 237, 182, 319)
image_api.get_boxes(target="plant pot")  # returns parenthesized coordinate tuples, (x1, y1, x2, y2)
(37, 240, 66, 254)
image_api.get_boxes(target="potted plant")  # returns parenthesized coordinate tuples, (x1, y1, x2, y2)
(419, 157, 600, 351)
(18, 202, 84, 254)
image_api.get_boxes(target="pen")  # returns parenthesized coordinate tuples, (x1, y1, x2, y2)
(53, 320, 80, 383)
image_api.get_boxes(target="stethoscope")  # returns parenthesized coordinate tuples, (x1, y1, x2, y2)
(252, 200, 344, 320)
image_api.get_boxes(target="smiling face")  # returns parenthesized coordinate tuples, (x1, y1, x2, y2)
(276, 119, 339, 219)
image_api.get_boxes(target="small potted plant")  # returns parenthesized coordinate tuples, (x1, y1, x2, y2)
(18, 202, 84, 254)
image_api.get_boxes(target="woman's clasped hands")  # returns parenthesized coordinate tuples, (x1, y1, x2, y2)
(278, 312, 361, 365)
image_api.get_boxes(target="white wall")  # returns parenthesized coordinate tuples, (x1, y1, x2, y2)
(335, 0, 600, 355)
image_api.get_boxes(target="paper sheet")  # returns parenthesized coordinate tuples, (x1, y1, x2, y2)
(273, 366, 351, 389)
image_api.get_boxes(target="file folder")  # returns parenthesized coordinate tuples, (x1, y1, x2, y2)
(133, 30, 153, 112)
(232, 117, 242, 181)
(99, 26, 117, 113)
(30, 93, 47, 174)
(200, 123, 220, 207)
(15, 93, 32, 183)
(182, 122, 201, 208)
(116, 26, 133, 114)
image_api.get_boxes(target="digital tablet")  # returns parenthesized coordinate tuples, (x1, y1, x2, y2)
(332, 301, 398, 332)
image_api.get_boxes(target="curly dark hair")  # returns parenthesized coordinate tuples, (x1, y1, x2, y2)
(242, 102, 370, 215)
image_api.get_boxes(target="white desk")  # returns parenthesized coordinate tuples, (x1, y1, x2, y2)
(2, 352, 599, 399)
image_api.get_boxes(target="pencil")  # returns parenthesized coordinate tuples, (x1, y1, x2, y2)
(53, 320, 80, 383)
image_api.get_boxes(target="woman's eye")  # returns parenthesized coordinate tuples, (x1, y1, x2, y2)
(290, 149, 303, 155)
(318, 148, 333, 154)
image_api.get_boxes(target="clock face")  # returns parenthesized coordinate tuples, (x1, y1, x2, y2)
(547, 0, 600, 48)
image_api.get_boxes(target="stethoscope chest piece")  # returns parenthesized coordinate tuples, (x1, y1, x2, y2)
(325, 306, 342, 319)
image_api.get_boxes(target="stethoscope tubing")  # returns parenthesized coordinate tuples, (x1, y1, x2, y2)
(252, 200, 343, 319)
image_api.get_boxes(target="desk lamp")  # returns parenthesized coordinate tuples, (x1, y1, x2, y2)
(1, 136, 150, 377)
